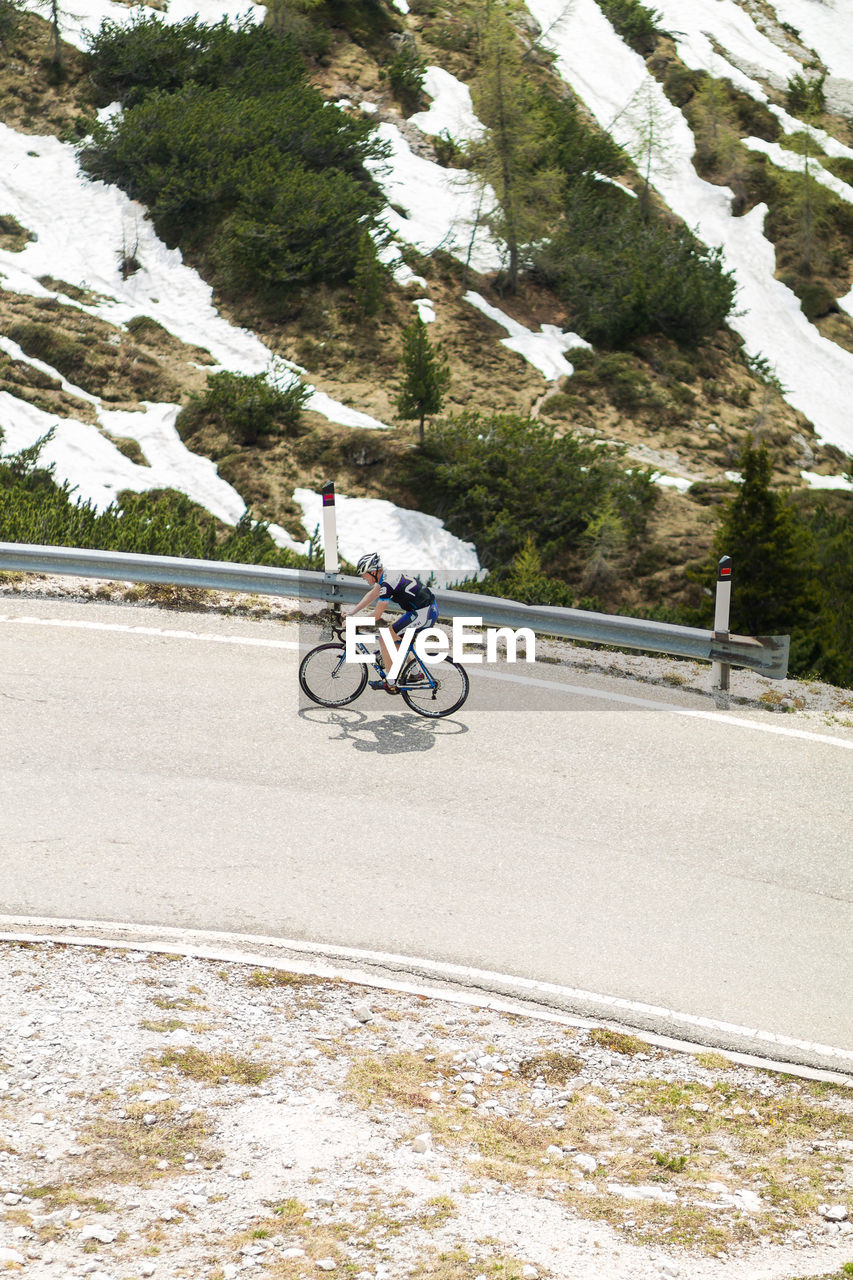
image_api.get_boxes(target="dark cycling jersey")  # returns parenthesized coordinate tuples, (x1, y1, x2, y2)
(378, 570, 433, 612)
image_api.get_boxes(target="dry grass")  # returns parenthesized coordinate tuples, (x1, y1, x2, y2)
(224, 1198, 348, 1276)
(150, 995, 207, 1010)
(345, 1048, 853, 1253)
(406, 1245, 547, 1279)
(153, 1046, 276, 1085)
(121, 584, 216, 610)
(517, 1049, 584, 1081)
(66, 1098, 221, 1187)
(694, 1051, 737, 1071)
(588, 1027, 649, 1056)
(246, 968, 334, 989)
(348, 1051, 446, 1110)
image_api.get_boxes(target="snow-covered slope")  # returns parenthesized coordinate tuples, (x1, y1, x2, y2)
(524, 0, 853, 457)
(2, 0, 853, 576)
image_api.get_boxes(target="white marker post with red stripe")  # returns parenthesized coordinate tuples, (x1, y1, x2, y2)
(711, 555, 732, 707)
(321, 482, 340, 575)
(320, 482, 341, 619)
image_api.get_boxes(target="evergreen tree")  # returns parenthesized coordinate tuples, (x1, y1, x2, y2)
(395, 315, 450, 445)
(30, 0, 65, 75)
(713, 441, 822, 669)
(622, 79, 674, 217)
(805, 500, 853, 687)
(466, 1, 562, 291)
(350, 229, 388, 317)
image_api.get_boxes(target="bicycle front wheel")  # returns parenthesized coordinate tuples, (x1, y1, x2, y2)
(299, 643, 367, 707)
(400, 659, 469, 718)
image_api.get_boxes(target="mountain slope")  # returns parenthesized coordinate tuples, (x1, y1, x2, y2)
(0, 0, 852, 634)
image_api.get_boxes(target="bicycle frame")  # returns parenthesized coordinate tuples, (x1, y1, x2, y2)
(342, 633, 438, 690)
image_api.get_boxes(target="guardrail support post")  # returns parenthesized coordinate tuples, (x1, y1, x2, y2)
(711, 555, 733, 709)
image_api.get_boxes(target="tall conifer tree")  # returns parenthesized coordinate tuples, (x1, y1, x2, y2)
(396, 315, 450, 445)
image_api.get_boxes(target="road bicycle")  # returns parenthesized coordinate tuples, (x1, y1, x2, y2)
(299, 624, 469, 719)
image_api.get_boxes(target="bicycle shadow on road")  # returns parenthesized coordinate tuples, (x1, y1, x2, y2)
(299, 707, 468, 754)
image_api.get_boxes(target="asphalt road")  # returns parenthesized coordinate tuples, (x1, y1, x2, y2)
(1, 598, 851, 1070)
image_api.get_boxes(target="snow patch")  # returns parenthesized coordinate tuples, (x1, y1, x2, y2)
(409, 67, 485, 144)
(368, 123, 502, 275)
(465, 291, 591, 382)
(293, 489, 479, 587)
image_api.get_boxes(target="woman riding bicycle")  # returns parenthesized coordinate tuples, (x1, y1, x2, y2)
(345, 552, 438, 694)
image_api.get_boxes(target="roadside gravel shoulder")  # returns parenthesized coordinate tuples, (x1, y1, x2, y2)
(1, 942, 851, 1280)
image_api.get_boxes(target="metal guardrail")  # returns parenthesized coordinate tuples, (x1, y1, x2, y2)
(0, 541, 790, 678)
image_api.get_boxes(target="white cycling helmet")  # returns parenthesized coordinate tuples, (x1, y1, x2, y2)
(356, 552, 382, 576)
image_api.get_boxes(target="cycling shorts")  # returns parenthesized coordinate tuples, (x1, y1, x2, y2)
(390, 599, 438, 634)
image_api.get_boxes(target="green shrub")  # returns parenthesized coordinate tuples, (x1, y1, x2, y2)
(6, 321, 91, 383)
(84, 14, 306, 108)
(79, 16, 388, 299)
(539, 391, 575, 416)
(265, 0, 330, 57)
(826, 155, 853, 185)
(534, 192, 736, 347)
(386, 39, 425, 112)
(0, 0, 22, 41)
(404, 411, 658, 571)
(125, 315, 169, 341)
(454, 538, 576, 607)
(786, 72, 825, 118)
(596, 0, 660, 54)
(215, 160, 375, 295)
(663, 64, 701, 108)
(0, 214, 32, 252)
(0, 427, 306, 564)
(594, 352, 658, 412)
(179, 368, 309, 446)
(795, 281, 838, 320)
(321, 0, 399, 46)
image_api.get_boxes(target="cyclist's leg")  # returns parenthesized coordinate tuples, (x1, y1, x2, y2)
(380, 611, 416, 686)
(399, 602, 440, 684)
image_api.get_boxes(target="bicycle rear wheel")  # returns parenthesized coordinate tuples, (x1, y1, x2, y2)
(299, 643, 367, 707)
(400, 659, 469, 718)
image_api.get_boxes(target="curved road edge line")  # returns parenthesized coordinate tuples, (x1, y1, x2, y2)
(1, 915, 851, 1083)
(474, 669, 853, 749)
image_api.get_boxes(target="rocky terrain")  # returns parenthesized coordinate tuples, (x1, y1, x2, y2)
(1, 939, 852, 1280)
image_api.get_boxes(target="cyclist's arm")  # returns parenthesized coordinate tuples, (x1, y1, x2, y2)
(346, 582, 382, 616)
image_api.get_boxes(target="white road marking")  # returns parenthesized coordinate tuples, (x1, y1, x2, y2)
(475, 668, 853, 749)
(0, 613, 301, 650)
(3, 612, 852, 749)
(1, 916, 851, 1077)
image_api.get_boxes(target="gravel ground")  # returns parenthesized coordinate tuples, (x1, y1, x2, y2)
(0, 941, 851, 1280)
